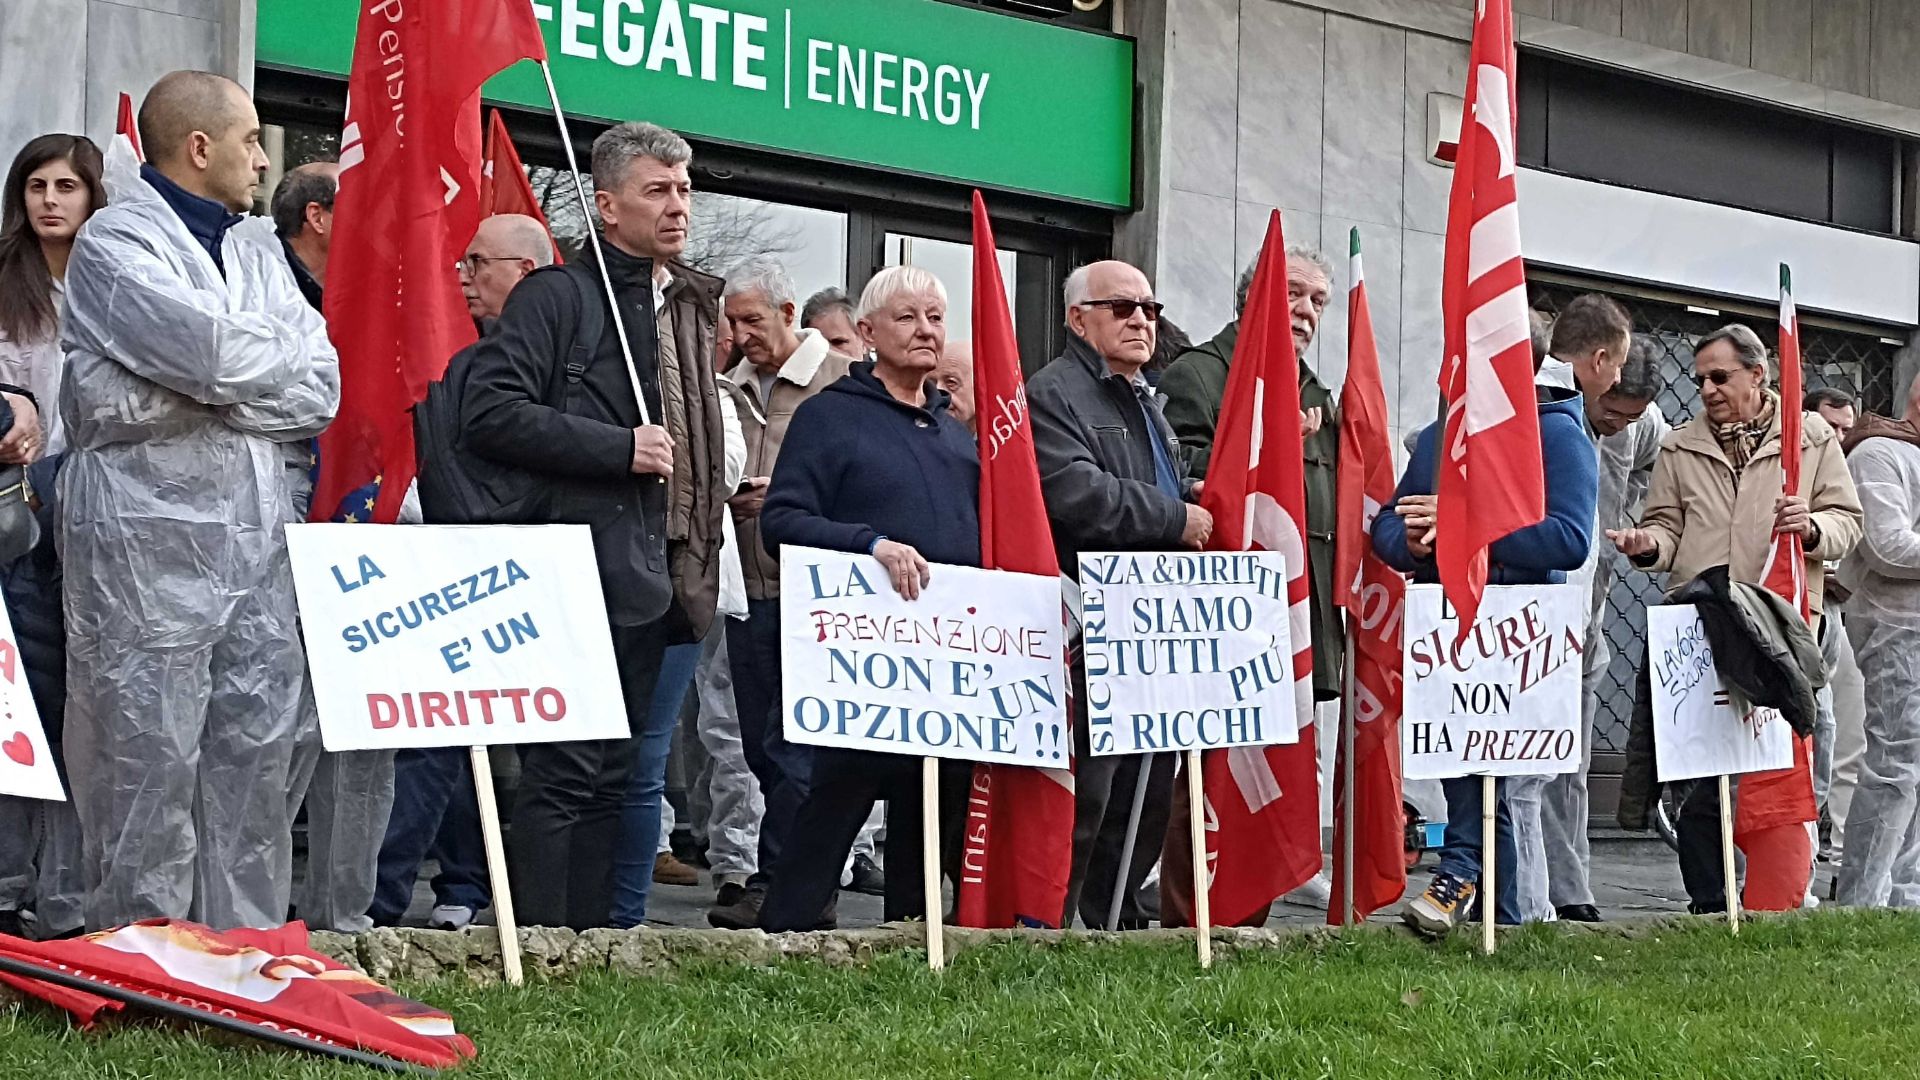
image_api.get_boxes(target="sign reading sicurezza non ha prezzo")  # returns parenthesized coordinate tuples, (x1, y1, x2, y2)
(257, 0, 1136, 208)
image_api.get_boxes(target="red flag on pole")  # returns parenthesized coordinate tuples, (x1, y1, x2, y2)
(1162, 211, 1322, 928)
(1329, 228, 1408, 924)
(0, 921, 474, 1069)
(1434, 0, 1544, 635)
(115, 92, 142, 160)
(480, 109, 563, 264)
(1735, 263, 1818, 910)
(954, 191, 1075, 929)
(312, 0, 547, 523)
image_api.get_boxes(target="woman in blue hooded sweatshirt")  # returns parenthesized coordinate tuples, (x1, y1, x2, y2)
(753, 265, 980, 933)
(1372, 380, 1598, 935)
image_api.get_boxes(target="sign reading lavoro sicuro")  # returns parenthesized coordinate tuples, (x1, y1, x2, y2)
(256, 0, 1137, 208)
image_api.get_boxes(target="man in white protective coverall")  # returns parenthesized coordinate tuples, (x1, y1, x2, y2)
(1834, 381, 1920, 908)
(58, 70, 339, 930)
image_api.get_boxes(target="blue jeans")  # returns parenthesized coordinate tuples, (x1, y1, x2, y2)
(1437, 775, 1523, 925)
(368, 748, 489, 924)
(609, 641, 703, 927)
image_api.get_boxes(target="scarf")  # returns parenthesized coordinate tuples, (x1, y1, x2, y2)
(1715, 389, 1777, 472)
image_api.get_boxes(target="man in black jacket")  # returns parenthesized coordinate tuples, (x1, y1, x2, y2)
(1029, 259, 1211, 928)
(460, 123, 688, 931)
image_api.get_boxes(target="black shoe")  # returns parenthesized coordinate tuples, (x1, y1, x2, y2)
(714, 880, 748, 908)
(0, 910, 24, 939)
(1556, 904, 1603, 923)
(847, 853, 885, 896)
(708, 883, 766, 929)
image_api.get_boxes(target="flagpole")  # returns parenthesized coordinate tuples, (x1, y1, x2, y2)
(1187, 748, 1212, 969)
(1481, 773, 1496, 955)
(1105, 757, 1154, 931)
(1340, 627, 1358, 927)
(536, 59, 656, 430)
(923, 756, 946, 971)
(469, 746, 524, 986)
(1719, 774, 1740, 934)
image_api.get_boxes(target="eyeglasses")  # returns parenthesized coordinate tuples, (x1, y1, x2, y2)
(1691, 369, 1745, 388)
(1078, 297, 1164, 322)
(457, 254, 521, 277)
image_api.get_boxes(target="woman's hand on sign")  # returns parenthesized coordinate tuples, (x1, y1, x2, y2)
(1396, 494, 1437, 558)
(873, 539, 931, 601)
(1606, 528, 1657, 557)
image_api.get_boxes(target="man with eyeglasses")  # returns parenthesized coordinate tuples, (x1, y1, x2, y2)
(1029, 259, 1211, 928)
(1161, 244, 1343, 910)
(1611, 323, 1862, 917)
(1528, 300, 1664, 926)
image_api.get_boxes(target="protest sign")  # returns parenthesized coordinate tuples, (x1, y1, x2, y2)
(0, 597, 62, 802)
(1647, 605, 1796, 783)
(780, 546, 1067, 767)
(1076, 551, 1299, 756)
(1400, 583, 1584, 781)
(287, 524, 628, 752)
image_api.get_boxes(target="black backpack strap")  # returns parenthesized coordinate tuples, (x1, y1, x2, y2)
(519, 263, 606, 407)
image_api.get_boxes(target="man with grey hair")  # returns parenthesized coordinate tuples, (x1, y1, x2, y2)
(708, 256, 856, 928)
(1030, 258, 1210, 928)
(801, 286, 861, 356)
(270, 161, 337, 308)
(1159, 243, 1342, 910)
(462, 120, 727, 930)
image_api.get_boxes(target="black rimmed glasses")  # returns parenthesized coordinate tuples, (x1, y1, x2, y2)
(1078, 297, 1165, 322)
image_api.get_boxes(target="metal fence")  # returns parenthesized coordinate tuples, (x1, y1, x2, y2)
(1530, 281, 1902, 757)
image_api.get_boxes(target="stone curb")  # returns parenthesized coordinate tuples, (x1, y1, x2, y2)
(306, 911, 1758, 985)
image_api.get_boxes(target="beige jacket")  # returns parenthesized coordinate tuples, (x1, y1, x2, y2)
(723, 328, 855, 601)
(1635, 403, 1862, 615)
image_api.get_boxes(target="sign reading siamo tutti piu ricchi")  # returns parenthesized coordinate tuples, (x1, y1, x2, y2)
(256, 0, 1137, 208)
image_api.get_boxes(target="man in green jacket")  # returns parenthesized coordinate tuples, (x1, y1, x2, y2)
(1161, 245, 1343, 705)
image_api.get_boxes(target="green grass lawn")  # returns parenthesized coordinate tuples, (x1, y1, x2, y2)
(6, 911, 1920, 1078)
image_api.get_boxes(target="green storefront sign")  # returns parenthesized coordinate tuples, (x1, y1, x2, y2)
(257, 0, 1136, 208)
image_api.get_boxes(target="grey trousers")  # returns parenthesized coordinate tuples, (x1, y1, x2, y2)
(1828, 615, 1867, 853)
(1837, 611, 1920, 907)
(0, 793, 84, 934)
(1538, 650, 1608, 910)
(286, 679, 397, 933)
(693, 626, 763, 878)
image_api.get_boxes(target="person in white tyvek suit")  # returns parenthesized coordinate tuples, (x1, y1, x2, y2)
(1834, 398, 1920, 908)
(58, 71, 338, 930)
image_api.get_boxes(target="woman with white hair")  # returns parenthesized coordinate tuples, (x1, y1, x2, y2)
(753, 264, 978, 931)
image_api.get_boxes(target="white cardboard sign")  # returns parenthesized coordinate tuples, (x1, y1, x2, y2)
(1401, 583, 1585, 780)
(1647, 605, 1796, 782)
(287, 524, 629, 752)
(0, 597, 63, 801)
(780, 546, 1067, 767)
(1077, 550, 1299, 756)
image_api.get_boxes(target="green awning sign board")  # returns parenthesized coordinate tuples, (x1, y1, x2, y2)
(258, 0, 1136, 208)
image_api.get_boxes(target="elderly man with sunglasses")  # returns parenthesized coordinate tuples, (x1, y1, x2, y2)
(1029, 259, 1210, 929)
(1611, 323, 1861, 916)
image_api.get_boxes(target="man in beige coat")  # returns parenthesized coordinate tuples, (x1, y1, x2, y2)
(1611, 322, 1862, 914)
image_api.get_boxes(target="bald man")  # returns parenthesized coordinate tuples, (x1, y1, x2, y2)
(461, 214, 559, 322)
(1028, 259, 1209, 929)
(60, 70, 339, 929)
(934, 339, 975, 432)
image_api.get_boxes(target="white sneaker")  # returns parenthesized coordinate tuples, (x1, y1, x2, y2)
(429, 904, 475, 930)
(1284, 871, 1333, 908)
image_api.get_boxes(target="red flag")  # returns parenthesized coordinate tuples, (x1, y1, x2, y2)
(1434, 0, 1544, 634)
(1328, 228, 1408, 923)
(1162, 211, 1321, 928)
(954, 191, 1075, 929)
(312, 0, 547, 523)
(115, 92, 142, 160)
(481, 109, 563, 265)
(1736, 263, 1818, 909)
(0, 921, 473, 1069)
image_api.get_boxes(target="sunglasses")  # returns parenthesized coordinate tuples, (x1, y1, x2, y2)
(1691, 369, 1747, 388)
(1079, 297, 1164, 322)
